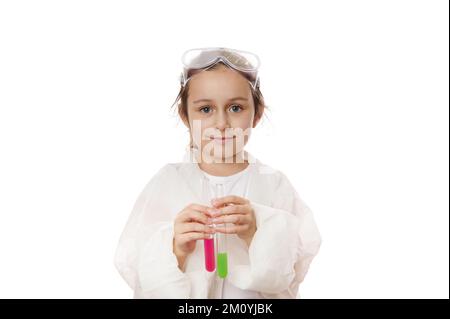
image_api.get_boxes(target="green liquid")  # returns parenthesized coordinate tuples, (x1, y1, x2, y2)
(217, 253, 228, 278)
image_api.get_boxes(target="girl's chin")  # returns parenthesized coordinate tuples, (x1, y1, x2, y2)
(197, 148, 246, 163)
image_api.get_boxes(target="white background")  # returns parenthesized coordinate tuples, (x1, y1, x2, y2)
(0, 0, 448, 299)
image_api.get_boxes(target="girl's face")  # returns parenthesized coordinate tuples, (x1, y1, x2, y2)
(184, 64, 262, 162)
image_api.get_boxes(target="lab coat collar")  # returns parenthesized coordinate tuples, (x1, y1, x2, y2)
(176, 147, 277, 207)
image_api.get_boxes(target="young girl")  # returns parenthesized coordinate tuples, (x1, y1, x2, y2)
(114, 47, 321, 298)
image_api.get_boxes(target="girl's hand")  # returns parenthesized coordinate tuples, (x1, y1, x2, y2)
(208, 196, 257, 247)
(173, 204, 215, 268)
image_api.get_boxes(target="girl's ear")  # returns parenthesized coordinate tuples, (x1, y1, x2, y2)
(252, 104, 264, 128)
(178, 106, 190, 128)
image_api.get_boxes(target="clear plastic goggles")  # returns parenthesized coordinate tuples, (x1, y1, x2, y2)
(179, 47, 261, 89)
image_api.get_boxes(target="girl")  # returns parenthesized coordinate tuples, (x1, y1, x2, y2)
(114, 47, 321, 298)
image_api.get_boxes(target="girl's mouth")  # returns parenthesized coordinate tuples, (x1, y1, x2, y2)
(210, 136, 235, 144)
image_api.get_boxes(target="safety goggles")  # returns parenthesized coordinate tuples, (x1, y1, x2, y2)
(179, 47, 261, 89)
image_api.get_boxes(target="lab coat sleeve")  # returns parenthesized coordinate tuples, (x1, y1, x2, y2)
(229, 172, 321, 295)
(114, 165, 191, 298)
(136, 222, 191, 298)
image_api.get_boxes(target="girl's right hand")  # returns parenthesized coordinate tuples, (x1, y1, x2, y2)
(173, 203, 215, 264)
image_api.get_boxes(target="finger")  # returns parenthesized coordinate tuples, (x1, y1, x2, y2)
(205, 207, 221, 218)
(180, 203, 211, 215)
(179, 232, 212, 243)
(178, 222, 215, 234)
(214, 224, 248, 234)
(211, 214, 246, 225)
(188, 203, 212, 214)
(219, 204, 250, 216)
(179, 207, 211, 224)
(212, 195, 249, 208)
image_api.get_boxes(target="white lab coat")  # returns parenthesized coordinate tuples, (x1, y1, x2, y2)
(114, 149, 322, 298)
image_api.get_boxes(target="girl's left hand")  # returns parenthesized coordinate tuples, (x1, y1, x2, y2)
(207, 196, 257, 247)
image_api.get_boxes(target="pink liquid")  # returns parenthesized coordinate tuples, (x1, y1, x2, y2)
(204, 238, 215, 272)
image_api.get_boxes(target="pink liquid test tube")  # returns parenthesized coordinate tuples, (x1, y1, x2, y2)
(203, 176, 216, 272)
(204, 236, 215, 272)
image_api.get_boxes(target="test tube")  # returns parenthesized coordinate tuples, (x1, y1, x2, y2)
(214, 183, 228, 279)
(204, 179, 215, 272)
(204, 237, 215, 272)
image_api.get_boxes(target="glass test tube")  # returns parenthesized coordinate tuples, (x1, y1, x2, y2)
(204, 236, 215, 272)
(204, 179, 215, 272)
(214, 183, 228, 279)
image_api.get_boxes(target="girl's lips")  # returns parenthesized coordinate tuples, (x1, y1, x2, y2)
(210, 136, 235, 140)
(210, 136, 235, 144)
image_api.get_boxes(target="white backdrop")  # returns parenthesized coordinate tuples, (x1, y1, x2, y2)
(0, 0, 448, 298)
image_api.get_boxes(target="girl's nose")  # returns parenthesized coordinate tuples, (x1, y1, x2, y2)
(214, 111, 230, 131)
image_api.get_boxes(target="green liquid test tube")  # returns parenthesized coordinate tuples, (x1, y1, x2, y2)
(214, 183, 228, 279)
(217, 252, 228, 278)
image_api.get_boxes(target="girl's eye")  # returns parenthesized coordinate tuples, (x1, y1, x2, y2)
(200, 106, 212, 114)
(229, 104, 243, 113)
